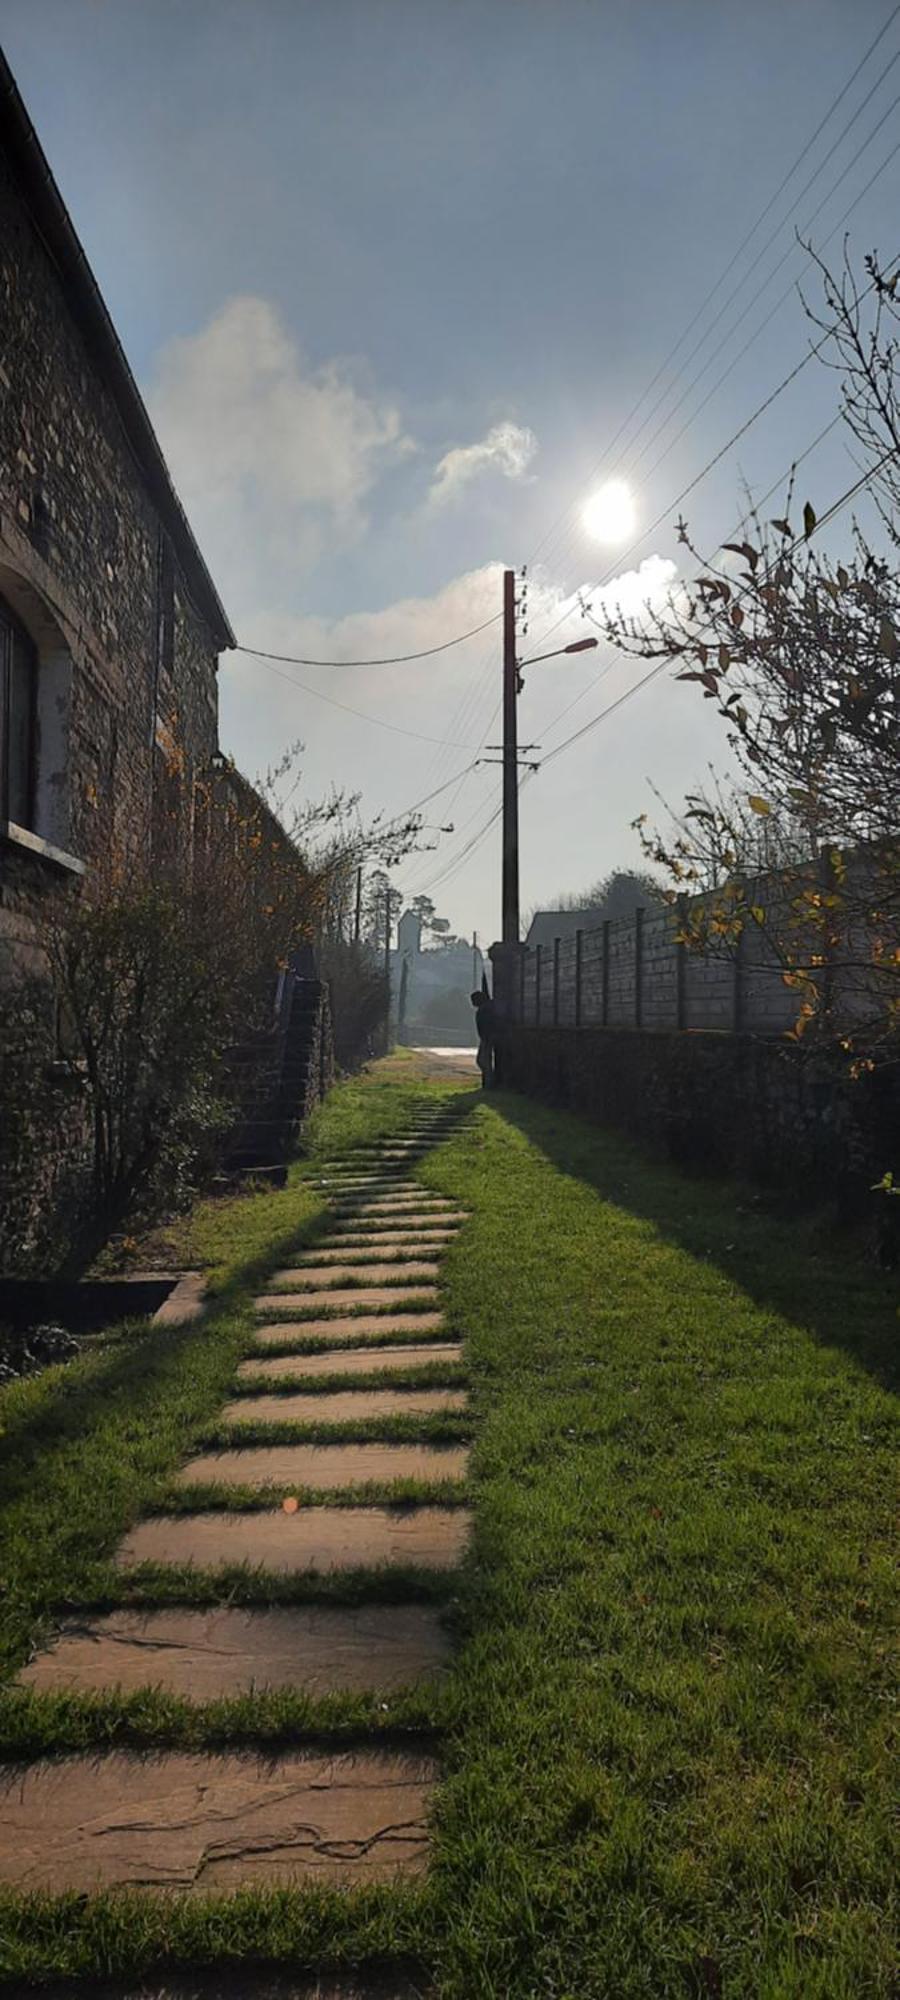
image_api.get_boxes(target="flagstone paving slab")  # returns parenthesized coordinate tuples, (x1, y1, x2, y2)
(175, 1443, 469, 1491)
(252, 1312, 448, 1345)
(37, 1974, 430, 2000)
(116, 1506, 471, 1573)
(0, 1748, 437, 1891)
(17, 1604, 452, 1698)
(287, 1241, 454, 1263)
(238, 1343, 462, 1380)
(329, 1218, 461, 1236)
(254, 1288, 440, 1315)
(222, 1388, 467, 1425)
(271, 1263, 441, 1288)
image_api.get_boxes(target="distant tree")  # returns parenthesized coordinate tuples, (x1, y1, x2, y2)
(363, 871, 403, 952)
(552, 868, 665, 920)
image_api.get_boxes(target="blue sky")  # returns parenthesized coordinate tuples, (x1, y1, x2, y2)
(2, 0, 898, 936)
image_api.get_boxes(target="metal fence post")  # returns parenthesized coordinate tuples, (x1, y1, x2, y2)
(553, 936, 560, 1025)
(574, 928, 583, 1027)
(733, 919, 745, 1033)
(535, 943, 542, 1026)
(601, 919, 610, 1026)
(675, 896, 687, 1029)
(634, 905, 644, 1028)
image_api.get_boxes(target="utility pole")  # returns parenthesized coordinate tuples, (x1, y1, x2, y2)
(383, 875, 392, 1050)
(353, 865, 362, 944)
(472, 930, 478, 987)
(502, 567, 519, 944)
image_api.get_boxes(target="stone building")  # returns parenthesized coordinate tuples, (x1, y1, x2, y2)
(0, 46, 234, 964)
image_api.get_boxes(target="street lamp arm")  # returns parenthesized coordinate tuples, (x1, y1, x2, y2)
(518, 637, 599, 668)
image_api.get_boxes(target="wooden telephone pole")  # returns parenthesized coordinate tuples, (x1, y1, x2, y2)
(501, 567, 520, 944)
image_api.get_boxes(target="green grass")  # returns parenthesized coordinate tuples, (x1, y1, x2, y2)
(0, 1061, 896, 1993)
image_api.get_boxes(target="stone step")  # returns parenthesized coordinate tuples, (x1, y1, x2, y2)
(17, 1603, 452, 1698)
(286, 1241, 453, 1263)
(116, 1505, 471, 1573)
(270, 1263, 442, 1289)
(252, 1312, 448, 1345)
(254, 1288, 440, 1315)
(0, 1748, 437, 1892)
(59, 1975, 427, 1999)
(329, 1218, 461, 1238)
(221, 1388, 468, 1425)
(175, 1443, 469, 1491)
(237, 1343, 462, 1381)
(52, 1977, 426, 2000)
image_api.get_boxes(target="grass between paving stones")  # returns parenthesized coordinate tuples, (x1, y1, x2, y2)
(229, 1361, 467, 1395)
(155, 1476, 471, 1515)
(6, 1061, 894, 1992)
(196, 1411, 472, 1447)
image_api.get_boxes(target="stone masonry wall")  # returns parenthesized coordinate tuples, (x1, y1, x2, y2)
(0, 141, 221, 963)
(497, 1024, 899, 1238)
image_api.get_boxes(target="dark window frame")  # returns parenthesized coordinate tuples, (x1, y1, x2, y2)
(0, 593, 38, 830)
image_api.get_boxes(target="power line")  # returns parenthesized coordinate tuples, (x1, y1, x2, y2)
(232, 610, 499, 670)
(539, 450, 897, 775)
(539, 412, 845, 749)
(232, 649, 480, 748)
(525, 7, 900, 578)
(529, 122, 900, 598)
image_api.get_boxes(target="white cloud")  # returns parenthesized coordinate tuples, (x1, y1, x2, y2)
(148, 295, 414, 608)
(428, 420, 537, 508)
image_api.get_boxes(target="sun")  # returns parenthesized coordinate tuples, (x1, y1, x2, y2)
(582, 479, 637, 545)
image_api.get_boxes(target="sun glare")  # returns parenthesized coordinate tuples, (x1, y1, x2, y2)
(582, 479, 637, 545)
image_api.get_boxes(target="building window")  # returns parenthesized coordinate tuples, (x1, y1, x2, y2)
(0, 593, 38, 829)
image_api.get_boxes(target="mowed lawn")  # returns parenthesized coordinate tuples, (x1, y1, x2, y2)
(0, 1061, 895, 1996)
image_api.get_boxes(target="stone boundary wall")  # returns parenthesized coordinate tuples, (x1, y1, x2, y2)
(496, 1024, 899, 1236)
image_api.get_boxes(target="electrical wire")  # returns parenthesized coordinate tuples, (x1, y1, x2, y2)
(525, 8, 900, 579)
(229, 649, 480, 748)
(538, 449, 898, 776)
(232, 611, 499, 669)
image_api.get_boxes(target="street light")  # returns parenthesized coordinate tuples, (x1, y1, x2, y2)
(518, 636, 598, 674)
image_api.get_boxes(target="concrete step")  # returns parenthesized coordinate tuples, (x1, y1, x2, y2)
(269, 1263, 441, 1290)
(222, 1388, 467, 1425)
(237, 1343, 462, 1381)
(252, 1312, 449, 1345)
(0, 1747, 437, 1891)
(175, 1443, 469, 1491)
(17, 1603, 452, 1699)
(254, 1288, 440, 1315)
(115, 1505, 471, 1574)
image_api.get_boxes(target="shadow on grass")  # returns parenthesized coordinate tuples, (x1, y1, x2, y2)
(492, 1087, 898, 1392)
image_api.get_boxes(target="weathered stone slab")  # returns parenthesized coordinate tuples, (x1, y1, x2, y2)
(17, 1604, 452, 1698)
(221, 1388, 467, 1425)
(0, 1748, 437, 1891)
(176, 1443, 469, 1491)
(35, 1975, 428, 2000)
(254, 1287, 440, 1314)
(326, 1231, 457, 1250)
(252, 1312, 448, 1345)
(271, 1263, 441, 1289)
(116, 1506, 471, 1573)
(287, 1241, 453, 1263)
(330, 1218, 461, 1237)
(237, 1343, 462, 1380)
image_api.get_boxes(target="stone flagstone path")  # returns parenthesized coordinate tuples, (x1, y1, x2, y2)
(5, 1103, 471, 1931)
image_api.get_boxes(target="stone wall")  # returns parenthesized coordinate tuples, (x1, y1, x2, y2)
(0, 139, 224, 963)
(497, 1024, 899, 1237)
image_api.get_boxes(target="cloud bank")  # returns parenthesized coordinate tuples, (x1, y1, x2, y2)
(148, 295, 414, 606)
